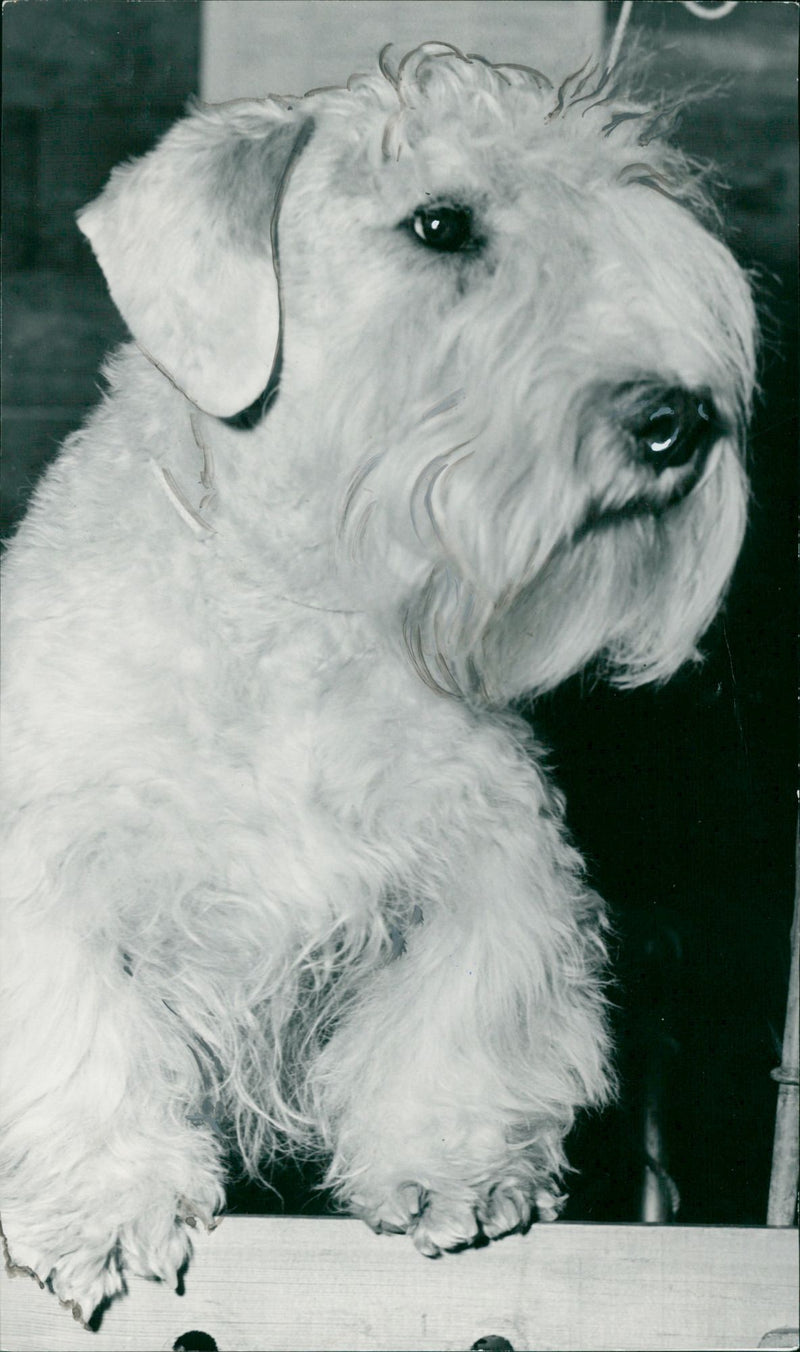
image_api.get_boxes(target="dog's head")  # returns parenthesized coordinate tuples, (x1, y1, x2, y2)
(79, 43, 756, 704)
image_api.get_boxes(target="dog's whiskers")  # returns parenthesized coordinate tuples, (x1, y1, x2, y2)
(410, 442, 476, 549)
(421, 389, 466, 422)
(339, 452, 385, 541)
(276, 595, 361, 617)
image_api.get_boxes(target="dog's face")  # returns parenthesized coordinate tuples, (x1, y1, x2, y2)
(79, 44, 756, 704)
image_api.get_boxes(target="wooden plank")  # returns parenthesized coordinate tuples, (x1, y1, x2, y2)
(2, 1220, 797, 1351)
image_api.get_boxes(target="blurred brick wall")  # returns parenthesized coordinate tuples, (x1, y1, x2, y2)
(1, 1, 200, 536)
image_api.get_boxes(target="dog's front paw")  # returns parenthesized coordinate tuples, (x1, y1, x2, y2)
(413, 1180, 532, 1256)
(2, 1213, 127, 1326)
(2, 1187, 217, 1324)
(353, 1174, 559, 1256)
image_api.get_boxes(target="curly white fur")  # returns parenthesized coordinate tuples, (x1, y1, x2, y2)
(0, 44, 755, 1322)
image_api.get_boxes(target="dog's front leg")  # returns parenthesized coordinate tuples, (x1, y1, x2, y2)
(309, 758, 612, 1253)
(0, 896, 225, 1321)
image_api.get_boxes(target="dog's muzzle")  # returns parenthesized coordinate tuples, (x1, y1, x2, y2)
(575, 382, 730, 537)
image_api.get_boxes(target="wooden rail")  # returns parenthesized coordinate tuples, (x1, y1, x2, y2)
(2, 1218, 797, 1351)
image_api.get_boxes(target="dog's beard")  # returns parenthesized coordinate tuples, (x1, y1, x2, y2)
(397, 443, 747, 705)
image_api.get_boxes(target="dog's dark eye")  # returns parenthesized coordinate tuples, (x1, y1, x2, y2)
(410, 204, 477, 253)
(633, 389, 720, 474)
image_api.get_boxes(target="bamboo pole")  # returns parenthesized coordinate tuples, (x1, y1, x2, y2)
(766, 840, 799, 1226)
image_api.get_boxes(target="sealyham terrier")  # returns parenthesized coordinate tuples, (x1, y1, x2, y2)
(1, 43, 755, 1323)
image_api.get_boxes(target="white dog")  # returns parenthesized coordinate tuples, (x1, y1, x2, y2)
(1, 43, 755, 1322)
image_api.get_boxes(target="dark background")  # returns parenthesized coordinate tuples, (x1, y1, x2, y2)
(552, 0, 797, 1226)
(2, 0, 796, 1228)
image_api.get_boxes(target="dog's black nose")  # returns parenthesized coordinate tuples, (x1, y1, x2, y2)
(631, 387, 721, 476)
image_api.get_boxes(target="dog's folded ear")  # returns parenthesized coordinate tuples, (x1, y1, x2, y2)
(78, 102, 311, 418)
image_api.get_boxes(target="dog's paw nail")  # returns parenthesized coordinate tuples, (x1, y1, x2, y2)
(412, 1229, 443, 1258)
(534, 1188, 564, 1222)
(482, 1184, 530, 1238)
(397, 1181, 426, 1218)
